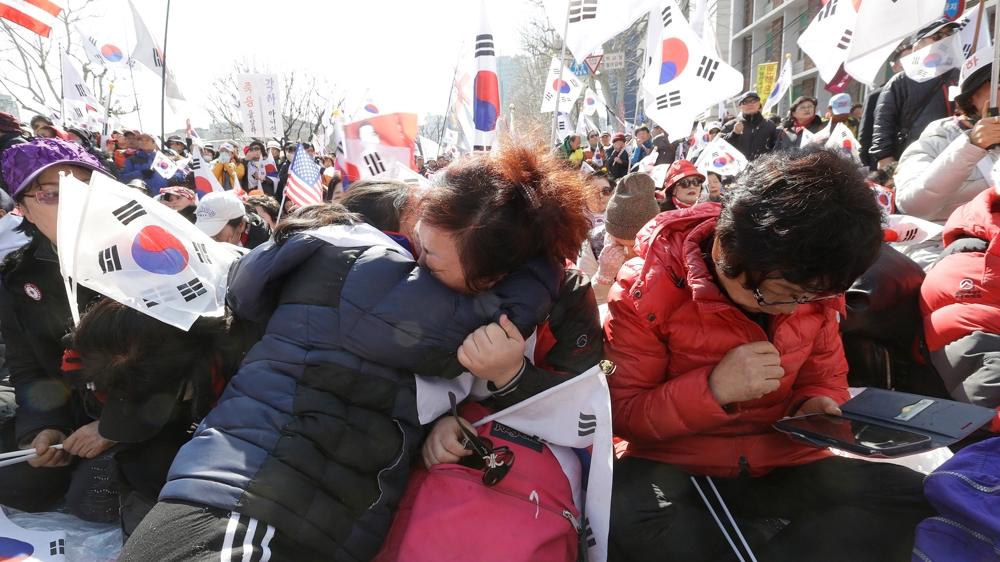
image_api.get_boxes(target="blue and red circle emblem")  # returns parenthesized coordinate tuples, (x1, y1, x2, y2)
(100, 44, 124, 62)
(659, 38, 689, 85)
(923, 53, 942, 68)
(364, 104, 379, 114)
(0, 537, 34, 561)
(131, 226, 189, 275)
(551, 79, 571, 94)
(473, 70, 500, 132)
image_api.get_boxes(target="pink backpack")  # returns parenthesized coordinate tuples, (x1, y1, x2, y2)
(375, 402, 583, 562)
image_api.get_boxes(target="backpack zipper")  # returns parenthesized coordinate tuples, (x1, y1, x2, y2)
(922, 516, 999, 555)
(435, 469, 580, 531)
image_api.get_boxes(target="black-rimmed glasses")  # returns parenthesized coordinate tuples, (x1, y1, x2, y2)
(449, 392, 514, 486)
(752, 288, 843, 307)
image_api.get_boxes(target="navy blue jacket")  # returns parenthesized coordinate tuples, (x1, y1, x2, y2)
(160, 226, 561, 560)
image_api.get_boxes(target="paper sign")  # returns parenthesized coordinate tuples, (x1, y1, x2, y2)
(603, 52, 625, 70)
(236, 73, 283, 139)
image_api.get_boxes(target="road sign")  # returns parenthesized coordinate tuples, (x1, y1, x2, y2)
(570, 61, 590, 77)
(603, 52, 625, 70)
(943, 0, 965, 21)
(583, 54, 603, 74)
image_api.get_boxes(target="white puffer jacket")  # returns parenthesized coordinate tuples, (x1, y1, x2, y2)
(893, 116, 999, 268)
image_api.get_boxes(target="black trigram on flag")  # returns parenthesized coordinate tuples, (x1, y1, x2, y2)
(189, 156, 202, 170)
(568, 0, 598, 24)
(583, 517, 597, 548)
(192, 241, 212, 264)
(543, 90, 555, 103)
(99, 245, 122, 273)
(475, 34, 494, 57)
(113, 200, 147, 225)
(177, 278, 207, 302)
(73, 107, 84, 118)
(74, 84, 88, 97)
(837, 29, 853, 50)
(661, 5, 673, 26)
(558, 118, 569, 131)
(656, 90, 682, 110)
(50, 539, 65, 556)
(964, 43, 973, 58)
(578, 412, 597, 436)
(364, 152, 386, 176)
(152, 48, 163, 67)
(816, 0, 837, 22)
(697, 56, 719, 81)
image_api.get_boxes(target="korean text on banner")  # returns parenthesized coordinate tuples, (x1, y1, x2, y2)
(755, 62, 778, 107)
(236, 74, 284, 139)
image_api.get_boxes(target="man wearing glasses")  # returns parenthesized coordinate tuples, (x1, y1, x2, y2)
(871, 18, 961, 170)
(719, 91, 780, 161)
(603, 148, 934, 560)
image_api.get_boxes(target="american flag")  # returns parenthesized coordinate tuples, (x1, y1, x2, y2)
(284, 144, 324, 207)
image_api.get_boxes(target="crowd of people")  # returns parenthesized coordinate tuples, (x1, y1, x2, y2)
(0, 15, 996, 561)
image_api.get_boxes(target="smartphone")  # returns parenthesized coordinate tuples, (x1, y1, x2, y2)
(774, 414, 931, 456)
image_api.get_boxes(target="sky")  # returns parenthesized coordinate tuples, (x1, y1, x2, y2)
(65, 0, 546, 135)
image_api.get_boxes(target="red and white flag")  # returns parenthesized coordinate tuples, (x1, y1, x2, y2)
(188, 146, 223, 199)
(285, 144, 324, 207)
(0, 0, 65, 37)
(342, 113, 417, 182)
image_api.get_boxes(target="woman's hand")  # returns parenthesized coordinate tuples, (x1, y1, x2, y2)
(594, 239, 627, 285)
(62, 421, 116, 459)
(970, 102, 1000, 149)
(28, 429, 71, 468)
(458, 314, 525, 388)
(794, 396, 842, 417)
(422, 416, 473, 468)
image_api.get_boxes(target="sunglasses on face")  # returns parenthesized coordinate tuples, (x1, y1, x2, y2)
(676, 177, 702, 188)
(752, 288, 843, 307)
(449, 392, 514, 486)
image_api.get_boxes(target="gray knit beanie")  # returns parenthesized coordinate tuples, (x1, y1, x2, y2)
(604, 172, 660, 240)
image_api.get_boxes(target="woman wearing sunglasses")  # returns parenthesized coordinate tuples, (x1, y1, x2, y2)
(0, 138, 120, 521)
(658, 159, 705, 212)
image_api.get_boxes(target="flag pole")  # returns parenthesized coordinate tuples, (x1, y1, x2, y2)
(160, 0, 172, 144)
(122, 23, 144, 131)
(439, 43, 464, 156)
(991, 3, 1000, 118)
(550, 1, 573, 146)
(349, 87, 371, 122)
(101, 84, 114, 151)
(275, 144, 297, 224)
(59, 43, 66, 127)
(971, 0, 986, 58)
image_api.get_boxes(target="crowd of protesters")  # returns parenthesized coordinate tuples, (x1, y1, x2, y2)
(0, 16, 997, 560)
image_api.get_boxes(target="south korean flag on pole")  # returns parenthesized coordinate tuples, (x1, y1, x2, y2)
(693, 135, 748, 178)
(642, 0, 743, 140)
(540, 57, 585, 114)
(57, 172, 237, 330)
(472, 364, 615, 562)
(902, 31, 962, 83)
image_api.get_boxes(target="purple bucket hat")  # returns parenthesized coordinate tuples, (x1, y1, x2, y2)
(1, 137, 109, 198)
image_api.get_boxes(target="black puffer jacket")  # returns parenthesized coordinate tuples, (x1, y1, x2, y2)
(871, 68, 958, 162)
(161, 225, 564, 560)
(0, 236, 100, 446)
(719, 112, 779, 161)
(776, 114, 826, 150)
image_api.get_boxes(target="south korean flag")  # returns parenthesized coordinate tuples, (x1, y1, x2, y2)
(902, 32, 962, 83)
(642, 0, 743, 140)
(57, 172, 238, 331)
(539, 56, 585, 114)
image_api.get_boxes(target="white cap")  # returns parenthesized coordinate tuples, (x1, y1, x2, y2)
(195, 191, 246, 237)
(219, 142, 235, 153)
(829, 93, 852, 115)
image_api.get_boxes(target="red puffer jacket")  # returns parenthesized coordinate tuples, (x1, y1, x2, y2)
(921, 188, 1000, 354)
(604, 204, 850, 478)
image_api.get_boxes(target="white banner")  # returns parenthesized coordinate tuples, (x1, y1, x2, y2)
(236, 73, 284, 140)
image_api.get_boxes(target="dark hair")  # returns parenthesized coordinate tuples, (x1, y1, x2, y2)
(715, 147, 883, 294)
(420, 133, 591, 292)
(705, 171, 722, 181)
(866, 162, 898, 187)
(272, 203, 359, 245)
(850, 103, 863, 112)
(301, 142, 313, 150)
(247, 194, 279, 223)
(586, 170, 609, 181)
(340, 178, 411, 232)
(29, 115, 52, 128)
(72, 298, 258, 424)
(635, 125, 650, 135)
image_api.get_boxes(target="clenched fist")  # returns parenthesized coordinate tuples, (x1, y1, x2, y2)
(708, 341, 784, 406)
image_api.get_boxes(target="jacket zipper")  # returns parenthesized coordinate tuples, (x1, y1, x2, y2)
(924, 471, 1000, 493)
(921, 516, 999, 555)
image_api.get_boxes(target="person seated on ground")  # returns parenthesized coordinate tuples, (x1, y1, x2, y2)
(604, 147, 934, 562)
(658, 159, 705, 212)
(893, 54, 1000, 269)
(71, 298, 261, 537)
(247, 194, 279, 230)
(211, 142, 246, 191)
(919, 178, 1000, 425)
(577, 171, 616, 291)
(119, 138, 599, 562)
(194, 191, 272, 249)
(158, 185, 197, 224)
(776, 96, 825, 150)
(705, 171, 724, 202)
(0, 138, 120, 522)
(117, 132, 185, 195)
